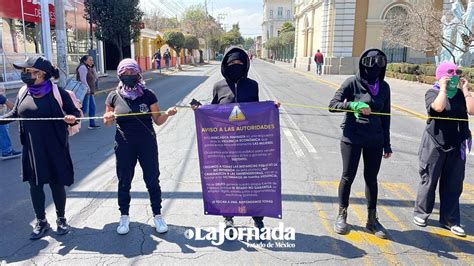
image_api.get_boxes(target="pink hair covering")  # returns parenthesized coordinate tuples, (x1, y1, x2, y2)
(436, 61, 458, 80)
(117, 58, 142, 76)
(116, 58, 145, 100)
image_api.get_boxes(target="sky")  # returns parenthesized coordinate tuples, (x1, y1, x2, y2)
(141, 0, 264, 38)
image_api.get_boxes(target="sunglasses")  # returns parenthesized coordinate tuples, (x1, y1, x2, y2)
(361, 55, 387, 68)
(447, 69, 463, 75)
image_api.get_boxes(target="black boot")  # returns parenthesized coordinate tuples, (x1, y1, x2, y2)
(30, 219, 50, 240)
(366, 209, 387, 239)
(334, 207, 349, 234)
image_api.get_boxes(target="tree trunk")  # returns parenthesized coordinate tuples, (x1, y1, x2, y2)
(6, 19, 18, 53)
(116, 36, 123, 62)
(176, 50, 181, 70)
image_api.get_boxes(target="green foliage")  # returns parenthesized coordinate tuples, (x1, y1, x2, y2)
(184, 35, 200, 51)
(164, 31, 185, 56)
(243, 37, 255, 51)
(220, 24, 245, 48)
(280, 22, 295, 33)
(85, 0, 143, 60)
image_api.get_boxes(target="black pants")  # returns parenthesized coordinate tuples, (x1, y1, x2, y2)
(414, 133, 465, 225)
(338, 141, 383, 209)
(29, 180, 66, 220)
(115, 137, 162, 216)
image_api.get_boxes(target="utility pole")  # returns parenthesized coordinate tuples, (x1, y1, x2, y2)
(204, 0, 208, 16)
(40, 0, 53, 61)
(55, 0, 68, 87)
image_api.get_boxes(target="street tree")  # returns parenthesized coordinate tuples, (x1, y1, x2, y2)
(280, 21, 295, 34)
(164, 30, 185, 69)
(85, 0, 143, 61)
(184, 34, 200, 64)
(221, 24, 245, 49)
(382, 1, 474, 65)
(243, 37, 255, 51)
(182, 5, 223, 61)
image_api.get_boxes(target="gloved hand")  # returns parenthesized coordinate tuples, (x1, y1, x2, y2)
(349, 102, 370, 119)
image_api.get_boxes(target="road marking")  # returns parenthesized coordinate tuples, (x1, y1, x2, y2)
(355, 192, 440, 266)
(282, 127, 305, 158)
(251, 66, 318, 158)
(384, 183, 474, 264)
(315, 181, 398, 265)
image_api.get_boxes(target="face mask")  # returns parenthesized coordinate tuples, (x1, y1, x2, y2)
(364, 65, 382, 84)
(120, 75, 139, 89)
(21, 72, 37, 86)
(446, 75, 460, 99)
(226, 64, 244, 82)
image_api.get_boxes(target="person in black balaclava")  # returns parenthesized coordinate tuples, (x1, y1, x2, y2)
(212, 47, 263, 231)
(328, 48, 392, 239)
(191, 47, 269, 233)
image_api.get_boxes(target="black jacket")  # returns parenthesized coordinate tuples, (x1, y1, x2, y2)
(211, 47, 259, 104)
(328, 49, 392, 153)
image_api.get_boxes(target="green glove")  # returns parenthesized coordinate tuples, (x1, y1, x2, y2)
(349, 102, 370, 119)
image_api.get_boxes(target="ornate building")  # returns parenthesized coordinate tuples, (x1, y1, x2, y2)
(262, 0, 295, 58)
(293, 0, 445, 74)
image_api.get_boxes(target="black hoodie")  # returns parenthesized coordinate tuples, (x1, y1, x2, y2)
(211, 47, 259, 104)
(328, 48, 392, 153)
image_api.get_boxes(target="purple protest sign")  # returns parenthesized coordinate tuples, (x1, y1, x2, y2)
(194, 101, 282, 218)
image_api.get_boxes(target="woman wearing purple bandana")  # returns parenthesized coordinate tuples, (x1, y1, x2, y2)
(103, 58, 177, 235)
(0, 56, 81, 240)
(413, 62, 474, 237)
(328, 49, 392, 239)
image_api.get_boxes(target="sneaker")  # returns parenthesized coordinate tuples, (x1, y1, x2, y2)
(1, 150, 22, 160)
(413, 216, 428, 227)
(30, 219, 50, 240)
(56, 217, 70, 235)
(88, 125, 101, 130)
(117, 215, 130, 235)
(153, 215, 168, 234)
(442, 223, 466, 237)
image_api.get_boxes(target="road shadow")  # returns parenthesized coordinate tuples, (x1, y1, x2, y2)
(155, 224, 366, 259)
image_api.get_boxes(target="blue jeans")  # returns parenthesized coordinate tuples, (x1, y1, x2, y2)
(316, 63, 322, 75)
(82, 94, 97, 127)
(0, 124, 13, 155)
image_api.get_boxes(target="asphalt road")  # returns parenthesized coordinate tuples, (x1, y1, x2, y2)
(0, 60, 473, 265)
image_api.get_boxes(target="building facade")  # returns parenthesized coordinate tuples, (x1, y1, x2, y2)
(293, 0, 444, 74)
(262, 0, 295, 59)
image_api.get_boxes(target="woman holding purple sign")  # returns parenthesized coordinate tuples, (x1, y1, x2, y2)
(103, 58, 177, 235)
(328, 49, 392, 239)
(192, 47, 281, 231)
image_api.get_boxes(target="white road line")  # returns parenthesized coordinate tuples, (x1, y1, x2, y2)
(282, 128, 305, 158)
(251, 66, 318, 157)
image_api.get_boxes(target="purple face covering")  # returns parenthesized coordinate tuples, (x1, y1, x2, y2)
(362, 79, 379, 96)
(27, 80, 52, 96)
(116, 59, 145, 100)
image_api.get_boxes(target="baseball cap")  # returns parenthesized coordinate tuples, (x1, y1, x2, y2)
(13, 56, 53, 74)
